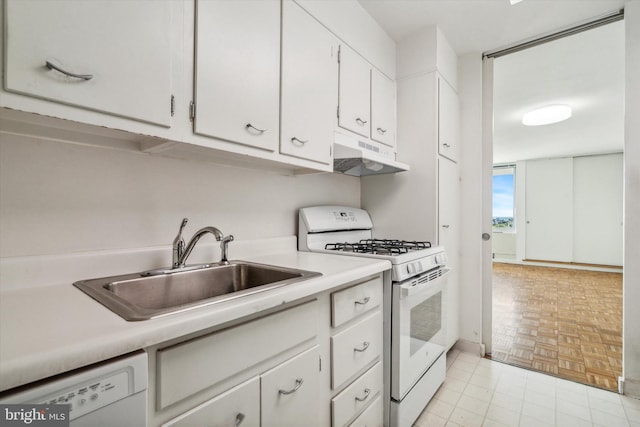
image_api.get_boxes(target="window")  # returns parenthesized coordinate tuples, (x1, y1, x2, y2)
(493, 165, 515, 232)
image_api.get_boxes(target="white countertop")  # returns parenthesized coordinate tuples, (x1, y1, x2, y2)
(0, 250, 390, 393)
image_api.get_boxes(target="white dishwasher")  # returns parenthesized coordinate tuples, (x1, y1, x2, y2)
(0, 351, 147, 426)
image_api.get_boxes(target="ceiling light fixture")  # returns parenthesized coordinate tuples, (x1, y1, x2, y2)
(510, 0, 525, 5)
(522, 104, 572, 126)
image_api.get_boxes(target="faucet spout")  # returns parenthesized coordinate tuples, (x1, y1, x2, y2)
(177, 226, 232, 268)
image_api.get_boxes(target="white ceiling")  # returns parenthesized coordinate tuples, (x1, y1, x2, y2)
(358, 0, 626, 163)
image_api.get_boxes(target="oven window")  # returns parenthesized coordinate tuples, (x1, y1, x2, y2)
(409, 291, 442, 356)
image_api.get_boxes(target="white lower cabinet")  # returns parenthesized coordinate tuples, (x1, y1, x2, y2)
(149, 273, 386, 427)
(262, 346, 320, 427)
(330, 277, 384, 427)
(162, 377, 260, 427)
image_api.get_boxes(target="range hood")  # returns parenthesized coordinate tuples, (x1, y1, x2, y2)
(333, 132, 410, 177)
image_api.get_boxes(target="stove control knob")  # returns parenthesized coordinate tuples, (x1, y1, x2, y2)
(407, 263, 416, 275)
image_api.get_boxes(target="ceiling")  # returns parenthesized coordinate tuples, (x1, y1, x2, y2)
(358, 0, 626, 163)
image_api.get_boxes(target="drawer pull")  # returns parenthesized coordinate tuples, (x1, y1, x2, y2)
(354, 297, 371, 306)
(278, 378, 303, 395)
(234, 413, 245, 426)
(355, 388, 371, 402)
(442, 143, 451, 148)
(354, 341, 370, 353)
(246, 123, 267, 134)
(376, 127, 387, 134)
(291, 137, 308, 145)
(45, 61, 93, 81)
(355, 117, 368, 126)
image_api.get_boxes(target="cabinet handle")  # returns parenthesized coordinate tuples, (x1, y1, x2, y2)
(442, 225, 450, 228)
(278, 378, 303, 395)
(290, 137, 308, 145)
(354, 341, 370, 352)
(234, 413, 245, 427)
(355, 117, 368, 126)
(354, 297, 371, 305)
(442, 143, 451, 148)
(45, 61, 93, 81)
(245, 123, 267, 134)
(376, 127, 387, 134)
(355, 388, 371, 402)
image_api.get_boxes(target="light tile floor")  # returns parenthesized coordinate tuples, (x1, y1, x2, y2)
(414, 349, 640, 427)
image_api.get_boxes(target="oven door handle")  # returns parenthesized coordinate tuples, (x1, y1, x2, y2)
(399, 267, 450, 298)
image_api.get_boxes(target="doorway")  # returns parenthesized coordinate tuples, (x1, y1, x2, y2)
(485, 18, 625, 391)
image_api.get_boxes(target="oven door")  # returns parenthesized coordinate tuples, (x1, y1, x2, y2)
(391, 267, 449, 400)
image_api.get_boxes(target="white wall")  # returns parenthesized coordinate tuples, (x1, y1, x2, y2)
(0, 134, 360, 259)
(623, 0, 640, 398)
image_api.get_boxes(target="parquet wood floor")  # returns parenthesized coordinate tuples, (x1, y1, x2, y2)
(491, 262, 623, 392)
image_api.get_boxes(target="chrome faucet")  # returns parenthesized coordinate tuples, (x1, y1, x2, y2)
(172, 219, 234, 268)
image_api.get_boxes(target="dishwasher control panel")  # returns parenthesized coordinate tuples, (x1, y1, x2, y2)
(38, 370, 130, 420)
(0, 352, 147, 422)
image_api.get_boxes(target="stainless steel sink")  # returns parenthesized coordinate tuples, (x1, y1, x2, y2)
(74, 261, 321, 321)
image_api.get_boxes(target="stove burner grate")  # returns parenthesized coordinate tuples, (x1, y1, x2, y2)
(325, 239, 431, 255)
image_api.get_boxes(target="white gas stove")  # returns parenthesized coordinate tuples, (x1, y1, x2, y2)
(298, 205, 447, 282)
(299, 206, 449, 427)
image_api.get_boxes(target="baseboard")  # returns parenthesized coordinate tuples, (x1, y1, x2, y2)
(620, 376, 640, 398)
(453, 340, 484, 357)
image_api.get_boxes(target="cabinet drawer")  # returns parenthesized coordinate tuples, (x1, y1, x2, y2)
(349, 395, 383, 427)
(261, 346, 320, 427)
(331, 311, 382, 389)
(157, 300, 318, 409)
(332, 276, 382, 327)
(162, 377, 259, 427)
(332, 362, 382, 427)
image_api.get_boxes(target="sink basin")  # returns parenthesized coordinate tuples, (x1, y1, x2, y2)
(74, 261, 321, 321)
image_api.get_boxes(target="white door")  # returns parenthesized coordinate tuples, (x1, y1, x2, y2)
(438, 77, 460, 162)
(370, 69, 396, 148)
(438, 157, 460, 349)
(194, 0, 280, 151)
(261, 346, 320, 427)
(573, 154, 624, 266)
(280, 0, 337, 164)
(338, 46, 371, 138)
(4, 0, 172, 126)
(162, 377, 260, 427)
(525, 158, 574, 262)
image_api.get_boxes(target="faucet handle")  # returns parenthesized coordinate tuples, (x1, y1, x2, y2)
(172, 218, 189, 268)
(220, 234, 234, 263)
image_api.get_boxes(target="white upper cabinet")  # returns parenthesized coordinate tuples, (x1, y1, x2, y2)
(338, 46, 371, 138)
(280, 0, 337, 165)
(370, 69, 396, 148)
(4, 0, 172, 127)
(194, 0, 280, 151)
(437, 77, 460, 162)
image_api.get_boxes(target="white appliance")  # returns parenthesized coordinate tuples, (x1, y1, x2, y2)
(299, 206, 449, 427)
(0, 352, 147, 426)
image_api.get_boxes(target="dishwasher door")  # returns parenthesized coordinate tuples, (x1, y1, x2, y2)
(0, 351, 147, 426)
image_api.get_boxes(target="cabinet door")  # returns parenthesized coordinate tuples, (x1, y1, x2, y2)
(338, 46, 371, 138)
(280, 0, 337, 164)
(370, 70, 396, 148)
(438, 77, 460, 162)
(162, 377, 259, 427)
(261, 346, 320, 427)
(194, 0, 280, 151)
(438, 157, 460, 349)
(4, 0, 172, 127)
